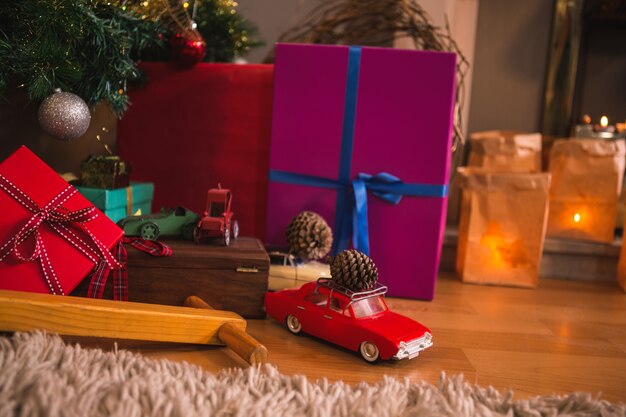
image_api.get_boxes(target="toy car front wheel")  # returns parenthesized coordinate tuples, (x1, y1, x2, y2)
(232, 220, 239, 239)
(359, 341, 380, 363)
(181, 222, 196, 241)
(223, 226, 230, 246)
(140, 222, 159, 241)
(286, 315, 302, 334)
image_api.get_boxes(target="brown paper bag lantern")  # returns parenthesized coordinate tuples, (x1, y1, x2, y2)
(456, 168, 551, 288)
(617, 191, 626, 292)
(469, 131, 542, 173)
(547, 139, 625, 243)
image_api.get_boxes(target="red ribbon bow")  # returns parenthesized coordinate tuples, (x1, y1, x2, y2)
(0, 174, 123, 297)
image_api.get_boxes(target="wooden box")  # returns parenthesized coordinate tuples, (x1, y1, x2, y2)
(72, 237, 269, 318)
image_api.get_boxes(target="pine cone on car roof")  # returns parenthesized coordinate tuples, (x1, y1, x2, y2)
(329, 249, 378, 292)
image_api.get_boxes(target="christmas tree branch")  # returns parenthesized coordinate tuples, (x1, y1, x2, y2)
(0, 0, 163, 115)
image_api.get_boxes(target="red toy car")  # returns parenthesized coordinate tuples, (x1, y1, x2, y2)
(264, 278, 433, 362)
(193, 185, 239, 245)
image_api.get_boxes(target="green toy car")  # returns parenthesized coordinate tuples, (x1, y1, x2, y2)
(117, 207, 200, 240)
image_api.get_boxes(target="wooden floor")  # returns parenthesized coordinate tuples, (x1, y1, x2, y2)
(78, 273, 626, 402)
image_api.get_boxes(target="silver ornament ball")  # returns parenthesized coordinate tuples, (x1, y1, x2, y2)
(38, 91, 91, 141)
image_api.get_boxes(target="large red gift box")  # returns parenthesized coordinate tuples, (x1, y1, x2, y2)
(118, 63, 273, 239)
(0, 146, 123, 295)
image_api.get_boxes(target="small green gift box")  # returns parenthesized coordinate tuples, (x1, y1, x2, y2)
(80, 155, 131, 189)
(75, 182, 154, 223)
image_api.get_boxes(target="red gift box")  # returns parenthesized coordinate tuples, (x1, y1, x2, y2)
(0, 146, 124, 295)
(118, 63, 273, 239)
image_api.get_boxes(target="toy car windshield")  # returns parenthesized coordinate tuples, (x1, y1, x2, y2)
(314, 278, 389, 317)
(351, 296, 387, 318)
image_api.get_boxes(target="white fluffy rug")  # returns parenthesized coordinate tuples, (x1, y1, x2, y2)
(0, 332, 623, 417)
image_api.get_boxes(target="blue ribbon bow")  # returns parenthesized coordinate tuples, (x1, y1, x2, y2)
(350, 173, 448, 255)
(269, 45, 448, 256)
(269, 170, 448, 256)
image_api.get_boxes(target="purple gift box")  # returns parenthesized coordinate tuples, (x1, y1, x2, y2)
(266, 43, 456, 300)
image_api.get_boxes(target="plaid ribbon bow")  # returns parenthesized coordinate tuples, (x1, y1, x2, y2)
(122, 237, 173, 257)
(87, 236, 173, 301)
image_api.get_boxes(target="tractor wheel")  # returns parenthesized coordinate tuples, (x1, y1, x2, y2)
(232, 220, 239, 240)
(223, 226, 230, 246)
(140, 222, 159, 241)
(193, 226, 202, 244)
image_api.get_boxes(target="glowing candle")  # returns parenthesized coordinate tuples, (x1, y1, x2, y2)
(480, 223, 529, 269)
(480, 222, 506, 267)
(595, 115, 616, 133)
(567, 207, 588, 227)
(479, 222, 530, 268)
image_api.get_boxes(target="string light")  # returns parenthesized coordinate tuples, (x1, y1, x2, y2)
(96, 126, 114, 155)
(191, 0, 199, 29)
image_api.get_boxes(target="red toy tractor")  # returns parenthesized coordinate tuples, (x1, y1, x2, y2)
(194, 185, 239, 245)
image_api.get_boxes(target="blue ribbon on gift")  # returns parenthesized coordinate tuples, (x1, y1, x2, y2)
(269, 46, 449, 256)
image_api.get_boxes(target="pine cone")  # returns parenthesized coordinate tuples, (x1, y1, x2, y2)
(286, 211, 333, 260)
(330, 249, 378, 291)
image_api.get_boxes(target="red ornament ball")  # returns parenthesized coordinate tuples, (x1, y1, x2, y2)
(169, 32, 206, 68)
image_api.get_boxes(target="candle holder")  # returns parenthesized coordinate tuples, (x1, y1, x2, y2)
(574, 116, 626, 140)
(574, 125, 625, 140)
(468, 130, 542, 173)
(456, 168, 551, 288)
(546, 139, 626, 243)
